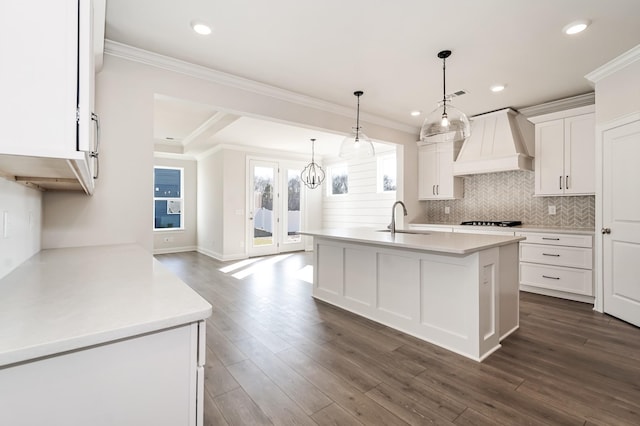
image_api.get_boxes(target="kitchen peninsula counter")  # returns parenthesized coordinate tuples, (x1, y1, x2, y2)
(302, 228, 524, 361)
(0, 244, 212, 425)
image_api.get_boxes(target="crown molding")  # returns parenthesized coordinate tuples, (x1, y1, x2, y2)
(195, 143, 314, 162)
(154, 151, 197, 161)
(585, 44, 640, 84)
(518, 92, 595, 117)
(104, 40, 418, 135)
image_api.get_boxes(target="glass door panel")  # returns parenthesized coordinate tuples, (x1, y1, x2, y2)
(249, 161, 278, 257)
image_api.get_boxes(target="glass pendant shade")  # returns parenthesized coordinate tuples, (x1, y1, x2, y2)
(420, 50, 471, 144)
(339, 126, 376, 160)
(420, 100, 471, 144)
(301, 138, 325, 189)
(339, 91, 376, 160)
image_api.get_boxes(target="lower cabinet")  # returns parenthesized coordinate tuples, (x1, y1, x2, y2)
(0, 321, 207, 426)
(517, 231, 594, 303)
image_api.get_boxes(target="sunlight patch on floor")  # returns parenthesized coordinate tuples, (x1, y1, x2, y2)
(231, 254, 293, 279)
(219, 257, 261, 274)
(294, 265, 314, 284)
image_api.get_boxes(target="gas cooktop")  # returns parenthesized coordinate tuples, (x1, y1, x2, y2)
(460, 221, 522, 227)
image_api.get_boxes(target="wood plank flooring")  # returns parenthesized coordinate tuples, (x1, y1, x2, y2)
(156, 251, 640, 426)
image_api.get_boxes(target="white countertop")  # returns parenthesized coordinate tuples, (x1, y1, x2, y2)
(410, 223, 595, 235)
(301, 228, 524, 255)
(0, 244, 212, 367)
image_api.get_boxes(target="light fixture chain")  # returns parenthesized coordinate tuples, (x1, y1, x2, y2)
(442, 55, 447, 115)
(355, 93, 361, 142)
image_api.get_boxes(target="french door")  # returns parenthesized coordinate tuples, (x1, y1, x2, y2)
(248, 159, 305, 257)
(602, 118, 640, 326)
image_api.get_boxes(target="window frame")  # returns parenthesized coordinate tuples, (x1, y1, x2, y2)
(327, 163, 349, 196)
(377, 152, 397, 193)
(153, 166, 185, 231)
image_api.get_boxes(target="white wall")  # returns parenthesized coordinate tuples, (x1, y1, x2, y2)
(153, 156, 197, 254)
(197, 145, 323, 260)
(594, 58, 640, 125)
(323, 145, 399, 229)
(0, 179, 41, 279)
(197, 149, 224, 258)
(41, 51, 417, 254)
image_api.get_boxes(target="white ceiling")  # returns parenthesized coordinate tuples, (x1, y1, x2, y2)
(105, 0, 640, 157)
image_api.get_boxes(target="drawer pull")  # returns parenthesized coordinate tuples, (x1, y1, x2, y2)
(542, 253, 560, 257)
(542, 275, 560, 280)
(542, 237, 560, 241)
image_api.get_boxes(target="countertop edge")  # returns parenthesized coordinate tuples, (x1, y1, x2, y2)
(409, 223, 595, 235)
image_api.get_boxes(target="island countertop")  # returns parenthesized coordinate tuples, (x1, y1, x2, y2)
(301, 228, 524, 255)
(0, 244, 212, 367)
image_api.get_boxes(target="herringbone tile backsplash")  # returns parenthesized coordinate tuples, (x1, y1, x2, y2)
(422, 171, 595, 228)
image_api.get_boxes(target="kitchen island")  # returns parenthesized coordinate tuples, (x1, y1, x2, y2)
(302, 228, 524, 361)
(0, 244, 212, 426)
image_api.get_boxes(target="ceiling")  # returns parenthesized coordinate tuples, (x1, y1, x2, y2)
(105, 0, 640, 157)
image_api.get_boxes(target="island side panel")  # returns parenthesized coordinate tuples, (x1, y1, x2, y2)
(499, 243, 520, 340)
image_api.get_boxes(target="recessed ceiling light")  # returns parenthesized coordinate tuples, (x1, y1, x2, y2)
(191, 21, 212, 35)
(490, 84, 506, 93)
(563, 19, 590, 35)
(410, 110, 421, 117)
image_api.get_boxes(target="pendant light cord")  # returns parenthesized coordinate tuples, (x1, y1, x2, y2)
(355, 93, 361, 142)
(442, 55, 447, 116)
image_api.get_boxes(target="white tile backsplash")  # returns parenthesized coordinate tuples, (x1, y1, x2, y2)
(422, 171, 595, 228)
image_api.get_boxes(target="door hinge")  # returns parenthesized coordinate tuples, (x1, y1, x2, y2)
(75, 107, 80, 124)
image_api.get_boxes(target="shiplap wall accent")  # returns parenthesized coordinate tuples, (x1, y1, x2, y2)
(322, 147, 397, 229)
(422, 171, 595, 228)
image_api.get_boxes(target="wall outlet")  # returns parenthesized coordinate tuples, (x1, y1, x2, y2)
(444, 206, 451, 215)
(163, 236, 173, 242)
(548, 205, 556, 215)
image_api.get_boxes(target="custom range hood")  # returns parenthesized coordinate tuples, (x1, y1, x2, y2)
(452, 108, 534, 176)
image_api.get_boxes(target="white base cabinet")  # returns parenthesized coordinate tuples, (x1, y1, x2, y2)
(312, 237, 520, 361)
(0, 321, 206, 426)
(517, 231, 594, 303)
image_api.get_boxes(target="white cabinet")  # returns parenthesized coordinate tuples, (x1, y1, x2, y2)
(0, 322, 207, 426)
(418, 142, 463, 200)
(0, 0, 99, 194)
(517, 231, 594, 303)
(530, 106, 595, 196)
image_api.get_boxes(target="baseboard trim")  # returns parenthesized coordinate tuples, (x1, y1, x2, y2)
(196, 247, 247, 262)
(153, 246, 197, 255)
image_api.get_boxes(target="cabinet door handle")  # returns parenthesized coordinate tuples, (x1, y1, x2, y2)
(90, 112, 100, 179)
(436, 184, 439, 195)
(542, 253, 560, 257)
(566, 175, 569, 190)
(542, 237, 560, 241)
(559, 176, 563, 190)
(542, 275, 560, 280)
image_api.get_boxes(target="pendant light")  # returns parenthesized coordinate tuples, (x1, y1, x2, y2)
(420, 50, 471, 144)
(301, 138, 325, 189)
(339, 91, 376, 159)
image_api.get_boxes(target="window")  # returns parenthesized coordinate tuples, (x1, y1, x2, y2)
(154, 167, 184, 230)
(328, 164, 348, 195)
(378, 153, 397, 192)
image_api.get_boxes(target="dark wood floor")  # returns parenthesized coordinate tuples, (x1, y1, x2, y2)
(156, 251, 640, 426)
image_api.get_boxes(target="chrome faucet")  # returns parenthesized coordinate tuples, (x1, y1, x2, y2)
(388, 201, 408, 235)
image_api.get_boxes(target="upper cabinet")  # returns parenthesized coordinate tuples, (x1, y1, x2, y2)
(529, 105, 595, 196)
(0, 0, 100, 194)
(418, 141, 464, 200)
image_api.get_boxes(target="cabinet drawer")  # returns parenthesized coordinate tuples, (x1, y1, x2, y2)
(516, 232, 592, 248)
(520, 263, 593, 296)
(520, 243, 592, 269)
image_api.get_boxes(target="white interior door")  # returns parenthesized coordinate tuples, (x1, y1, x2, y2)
(602, 118, 640, 326)
(248, 160, 306, 257)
